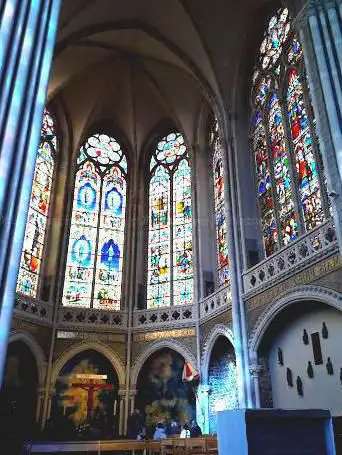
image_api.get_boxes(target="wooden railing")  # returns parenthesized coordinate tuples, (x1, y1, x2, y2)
(23, 436, 218, 454)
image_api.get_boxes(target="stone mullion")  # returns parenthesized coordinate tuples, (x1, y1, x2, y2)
(263, 101, 286, 249)
(210, 143, 219, 288)
(89, 176, 104, 309)
(279, 90, 306, 237)
(0, 0, 61, 386)
(170, 170, 174, 307)
(300, 68, 331, 220)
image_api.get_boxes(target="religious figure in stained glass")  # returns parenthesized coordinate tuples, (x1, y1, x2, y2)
(209, 119, 229, 285)
(62, 134, 127, 310)
(147, 132, 193, 308)
(250, 8, 329, 257)
(16, 109, 57, 297)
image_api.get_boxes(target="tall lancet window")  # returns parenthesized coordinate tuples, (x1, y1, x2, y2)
(209, 119, 229, 285)
(16, 109, 57, 297)
(251, 8, 329, 257)
(147, 132, 193, 308)
(62, 133, 127, 310)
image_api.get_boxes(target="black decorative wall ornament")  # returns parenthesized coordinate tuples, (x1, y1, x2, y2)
(340, 368, 342, 385)
(277, 347, 284, 366)
(287, 367, 293, 387)
(303, 329, 309, 345)
(307, 361, 314, 378)
(296, 376, 304, 396)
(322, 322, 328, 339)
(326, 357, 334, 375)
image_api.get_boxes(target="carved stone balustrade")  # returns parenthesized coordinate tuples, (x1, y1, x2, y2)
(14, 294, 53, 324)
(243, 220, 338, 296)
(133, 305, 195, 330)
(199, 284, 232, 323)
(58, 307, 127, 330)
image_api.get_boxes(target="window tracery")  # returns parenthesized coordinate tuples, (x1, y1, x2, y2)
(62, 133, 127, 310)
(16, 109, 57, 297)
(251, 8, 329, 257)
(147, 132, 193, 308)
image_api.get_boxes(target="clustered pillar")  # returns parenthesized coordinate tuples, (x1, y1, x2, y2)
(296, 0, 342, 247)
(0, 0, 61, 387)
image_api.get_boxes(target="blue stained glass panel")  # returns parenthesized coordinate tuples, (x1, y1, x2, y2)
(63, 135, 127, 309)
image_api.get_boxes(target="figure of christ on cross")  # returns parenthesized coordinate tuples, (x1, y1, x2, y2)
(71, 374, 113, 421)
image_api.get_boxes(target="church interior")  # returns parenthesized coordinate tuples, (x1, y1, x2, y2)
(1, 0, 342, 453)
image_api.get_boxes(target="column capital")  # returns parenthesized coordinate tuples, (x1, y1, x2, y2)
(128, 389, 138, 397)
(118, 389, 126, 398)
(295, 0, 341, 29)
(249, 364, 262, 378)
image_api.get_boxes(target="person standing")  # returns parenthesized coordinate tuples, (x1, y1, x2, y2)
(153, 423, 167, 440)
(180, 424, 190, 438)
(190, 420, 202, 437)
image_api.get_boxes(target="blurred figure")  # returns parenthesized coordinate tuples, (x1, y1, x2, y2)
(127, 409, 143, 439)
(137, 426, 147, 440)
(153, 423, 167, 440)
(180, 423, 190, 438)
(168, 418, 179, 436)
(190, 420, 202, 437)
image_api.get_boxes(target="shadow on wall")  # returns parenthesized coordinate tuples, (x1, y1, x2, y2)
(208, 336, 238, 434)
(0, 341, 38, 442)
(135, 348, 195, 434)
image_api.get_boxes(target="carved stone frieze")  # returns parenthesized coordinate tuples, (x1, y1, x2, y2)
(246, 254, 341, 317)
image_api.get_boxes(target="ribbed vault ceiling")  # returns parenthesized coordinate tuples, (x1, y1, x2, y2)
(50, 0, 277, 153)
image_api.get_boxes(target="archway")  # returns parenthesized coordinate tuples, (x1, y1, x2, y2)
(257, 300, 342, 416)
(0, 341, 39, 441)
(51, 349, 119, 439)
(135, 348, 196, 437)
(207, 336, 238, 434)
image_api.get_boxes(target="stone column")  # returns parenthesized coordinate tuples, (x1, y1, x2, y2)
(221, 133, 252, 408)
(295, 0, 342, 247)
(41, 387, 55, 426)
(197, 384, 211, 434)
(128, 389, 138, 416)
(118, 390, 126, 436)
(0, 0, 61, 386)
(35, 387, 45, 424)
(249, 364, 262, 408)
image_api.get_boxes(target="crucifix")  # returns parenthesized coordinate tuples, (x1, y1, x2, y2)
(71, 374, 113, 420)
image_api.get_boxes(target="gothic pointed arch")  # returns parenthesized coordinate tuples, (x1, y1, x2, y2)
(51, 341, 126, 387)
(147, 131, 194, 308)
(16, 109, 58, 298)
(248, 285, 342, 355)
(208, 116, 230, 286)
(250, 7, 330, 257)
(62, 132, 128, 310)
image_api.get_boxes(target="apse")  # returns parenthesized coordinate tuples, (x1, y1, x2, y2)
(52, 349, 119, 439)
(260, 302, 342, 417)
(135, 348, 195, 435)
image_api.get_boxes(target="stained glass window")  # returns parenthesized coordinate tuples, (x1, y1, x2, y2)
(147, 132, 193, 308)
(209, 119, 229, 285)
(16, 109, 57, 297)
(62, 133, 127, 310)
(251, 8, 329, 256)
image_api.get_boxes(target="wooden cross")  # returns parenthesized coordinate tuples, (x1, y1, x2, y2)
(71, 374, 113, 420)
